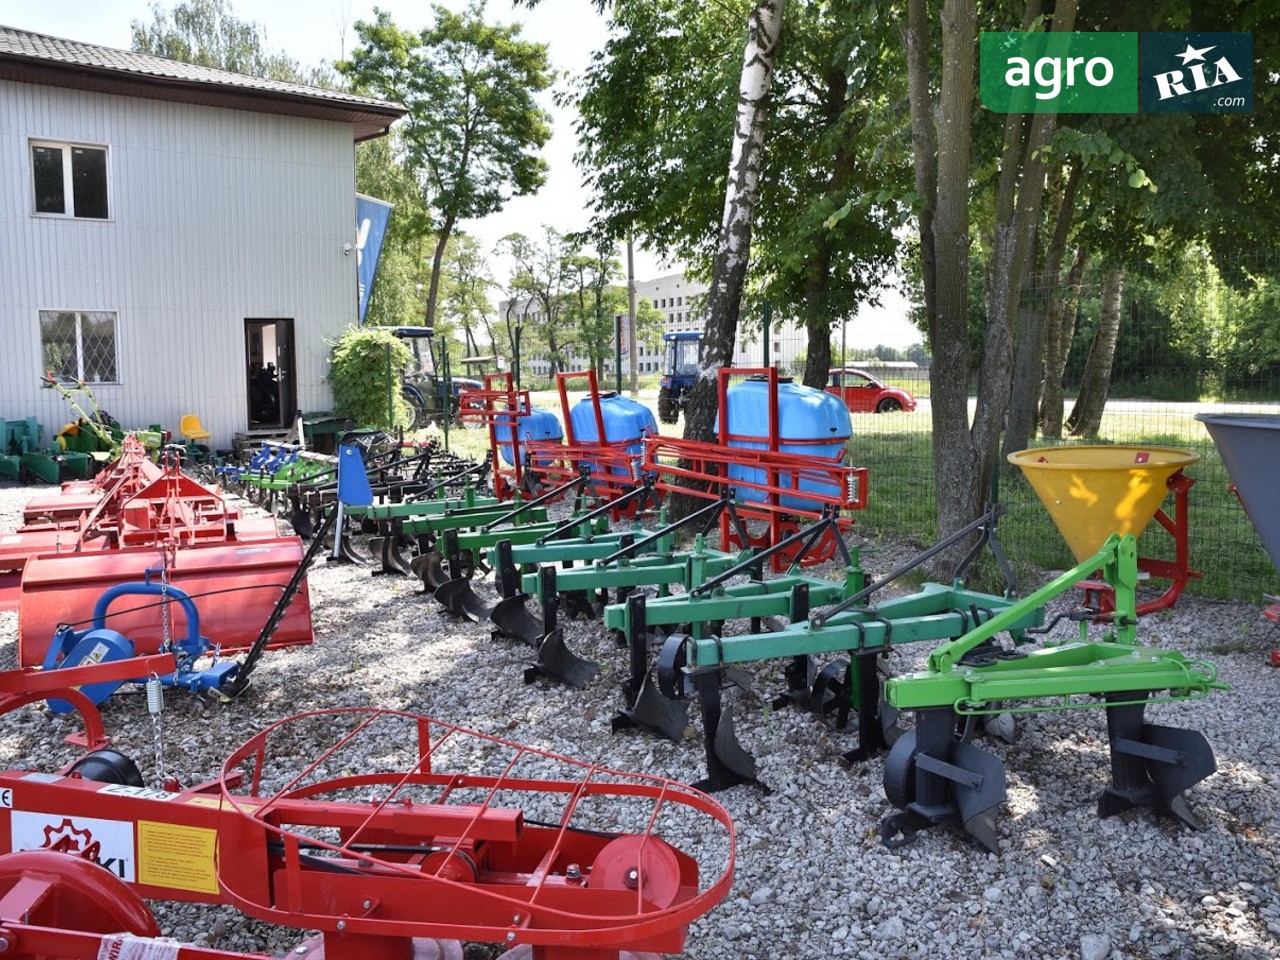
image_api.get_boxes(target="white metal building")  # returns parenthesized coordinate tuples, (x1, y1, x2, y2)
(0, 26, 404, 447)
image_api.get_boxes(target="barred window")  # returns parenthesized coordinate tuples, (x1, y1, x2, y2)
(40, 311, 119, 383)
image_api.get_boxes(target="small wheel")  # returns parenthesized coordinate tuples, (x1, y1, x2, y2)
(876, 397, 903, 413)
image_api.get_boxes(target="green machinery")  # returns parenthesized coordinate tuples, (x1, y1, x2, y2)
(879, 532, 1223, 852)
(638, 507, 1043, 791)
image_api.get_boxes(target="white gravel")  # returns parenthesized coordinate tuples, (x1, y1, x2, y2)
(2, 477, 1279, 960)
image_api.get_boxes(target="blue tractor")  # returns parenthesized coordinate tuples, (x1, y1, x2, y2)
(657, 331, 702, 424)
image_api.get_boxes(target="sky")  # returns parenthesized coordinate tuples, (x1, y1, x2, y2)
(3, 0, 922, 349)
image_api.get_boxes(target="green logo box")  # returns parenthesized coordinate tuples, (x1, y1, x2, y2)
(980, 32, 1138, 114)
(1140, 33, 1252, 114)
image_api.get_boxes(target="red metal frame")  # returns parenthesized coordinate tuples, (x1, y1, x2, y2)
(0, 708, 735, 960)
(523, 371, 649, 518)
(464, 372, 536, 501)
(1080, 471, 1200, 617)
(641, 368, 867, 571)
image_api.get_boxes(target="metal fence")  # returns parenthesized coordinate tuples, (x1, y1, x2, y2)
(506, 252, 1280, 602)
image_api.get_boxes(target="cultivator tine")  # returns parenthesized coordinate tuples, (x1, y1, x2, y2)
(612, 667, 690, 742)
(1098, 694, 1217, 828)
(288, 497, 313, 538)
(490, 594, 544, 645)
(880, 707, 1006, 854)
(525, 628, 598, 688)
(375, 523, 413, 576)
(411, 550, 449, 590)
(339, 525, 369, 565)
(435, 578, 493, 622)
(692, 672, 758, 793)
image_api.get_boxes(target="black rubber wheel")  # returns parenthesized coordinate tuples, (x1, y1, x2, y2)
(657, 388, 677, 424)
(876, 397, 903, 413)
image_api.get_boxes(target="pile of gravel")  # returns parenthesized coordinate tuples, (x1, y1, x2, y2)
(1, 477, 1278, 960)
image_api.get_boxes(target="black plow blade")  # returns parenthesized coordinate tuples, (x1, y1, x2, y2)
(692, 673, 759, 793)
(411, 550, 449, 590)
(1100, 696, 1217, 828)
(611, 668, 691, 743)
(490, 594, 544, 646)
(880, 708, 1006, 854)
(524, 628, 598, 689)
(434, 578, 494, 622)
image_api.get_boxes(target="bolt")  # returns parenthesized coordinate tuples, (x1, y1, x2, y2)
(507, 933, 516, 943)
(0, 935, 11, 953)
(294, 948, 308, 955)
(565, 863, 582, 880)
(626, 868, 640, 889)
(336, 921, 346, 931)
(513, 914, 521, 923)
(362, 899, 372, 910)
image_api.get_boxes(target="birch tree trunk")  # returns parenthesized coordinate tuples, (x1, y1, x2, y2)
(679, 0, 786, 450)
(1067, 266, 1125, 437)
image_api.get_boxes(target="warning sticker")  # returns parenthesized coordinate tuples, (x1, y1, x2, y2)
(184, 795, 259, 809)
(99, 784, 178, 802)
(137, 820, 218, 895)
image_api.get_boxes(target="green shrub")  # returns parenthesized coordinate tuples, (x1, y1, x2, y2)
(328, 326, 414, 430)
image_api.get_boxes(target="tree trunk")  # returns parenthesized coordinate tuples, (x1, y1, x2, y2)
(1002, 163, 1080, 458)
(1067, 266, 1125, 437)
(920, 0, 979, 576)
(668, 0, 786, 520)
(1039, 245, 1087, 437)
(975, 0, 1077, 495)
(424, 214, 457, 330)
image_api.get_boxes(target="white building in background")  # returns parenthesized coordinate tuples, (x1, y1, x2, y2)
(501, 273, 804, 379)
(0, 25, 404, 446)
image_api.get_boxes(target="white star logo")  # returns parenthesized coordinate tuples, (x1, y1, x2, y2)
(1176, 42, 1216, 65)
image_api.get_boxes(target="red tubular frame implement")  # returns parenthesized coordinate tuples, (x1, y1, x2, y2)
(0, 707, 735, 960)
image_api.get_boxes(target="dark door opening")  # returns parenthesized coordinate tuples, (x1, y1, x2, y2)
(244, 319, 296, 429)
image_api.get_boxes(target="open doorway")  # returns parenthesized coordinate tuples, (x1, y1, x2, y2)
(244, 319, 296, 429)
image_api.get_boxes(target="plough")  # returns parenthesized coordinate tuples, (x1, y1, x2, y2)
(0, 707, 735, 960)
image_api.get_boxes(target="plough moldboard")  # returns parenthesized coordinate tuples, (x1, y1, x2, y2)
(0, 707, 735, 960)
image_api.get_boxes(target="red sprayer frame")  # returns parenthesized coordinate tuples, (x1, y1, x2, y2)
(644, 368, 868, 571)
(0, 707, 735, 960)
(523, 371, 650, 517)
(463, 372, 536, 501)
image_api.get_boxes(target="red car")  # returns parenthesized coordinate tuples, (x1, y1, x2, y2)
(827, 368, 918, 414)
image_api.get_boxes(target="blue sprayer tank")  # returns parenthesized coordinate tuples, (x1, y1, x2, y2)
(569, 392, 657, 480)
(494, 407, 563, 466)
(717, 376, 852, 509)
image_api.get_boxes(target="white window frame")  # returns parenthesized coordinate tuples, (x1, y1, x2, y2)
(29, 139, 112, 220)
(38, 309, 121, 385)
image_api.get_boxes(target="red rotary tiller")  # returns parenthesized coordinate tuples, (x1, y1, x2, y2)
(0, 707, 735, 960)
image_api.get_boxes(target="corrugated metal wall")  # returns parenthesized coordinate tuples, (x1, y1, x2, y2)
(0, 80, 358, 448)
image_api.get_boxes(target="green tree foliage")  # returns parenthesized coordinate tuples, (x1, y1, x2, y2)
(572, 0, 906, 388)
(339, 5, 553, 333)
(131, 0, 334, 85)
(328, 327, 414, 429)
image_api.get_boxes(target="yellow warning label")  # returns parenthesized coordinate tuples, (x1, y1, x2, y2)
(137, 820, 218, 895)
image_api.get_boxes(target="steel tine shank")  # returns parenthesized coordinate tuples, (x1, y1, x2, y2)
(599, 494, 727, 565)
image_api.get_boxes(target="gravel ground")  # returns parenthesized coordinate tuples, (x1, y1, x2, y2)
(1, 477, 1279, 960)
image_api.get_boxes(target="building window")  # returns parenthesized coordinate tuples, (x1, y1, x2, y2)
(40, 310, 119, 383)
(678, 297, 684, 306)
(31, 141, 110, 219)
